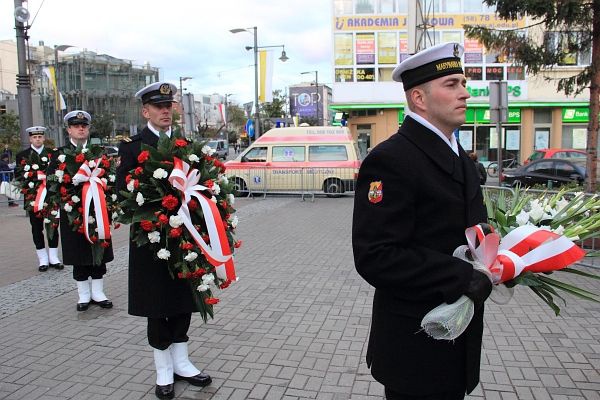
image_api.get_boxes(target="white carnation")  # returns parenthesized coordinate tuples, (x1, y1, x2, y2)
(148, 231, 160, 243)
(153, 168, 168, 179)
(211, 196, 217, 203)
(111, 194, 117, 201)
(63, 203, 73, 212)
(197, 284, 209, 292)
(41, 156, 48, 162)
(112, 212, 118, 220)
(212, 183, 221, 195)
(188, 154, 200, 163)
(201, 273, 215, 285)
(201, 145, 212, 155)
(71, 195, 80, 203)
(184, 252, 198, 262)
(88, 216, 96, 224)
(228, 193, 235, 205)
(28, 182, 34, 188)
(169, 215, 183, 228)
(136, 192, 145, 206)
(516, 210, 529, 226)
(32, 164, 39, 170)
(220, 175, 229, 184)
(108, 174, 116, 182)
(157, 249, 170, 259)
(81, 148, 89, 153)
(230, 215, 239, 229)
(24, 165, 30, 171)
(50, 210, 58, 216)
(29, 201, 35, 207)
(101, 178, 108, 186)
(43, 218, 50, 224)
(126, 180, 135, 192)
(57, 154, 66, 163)
(54, 170, 64, 179)
(88, 160, 96, 168)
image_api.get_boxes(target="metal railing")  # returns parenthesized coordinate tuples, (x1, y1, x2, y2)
(226, 166, 357, 201)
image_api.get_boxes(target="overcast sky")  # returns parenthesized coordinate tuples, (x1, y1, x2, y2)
(2, 0, 333, 106)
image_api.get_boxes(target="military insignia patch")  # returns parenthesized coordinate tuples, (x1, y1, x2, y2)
(368, 181, 383, 204)
(76, 112, 85, 119)
(453, 43, 459, 57)
(159, 83, 171, 95)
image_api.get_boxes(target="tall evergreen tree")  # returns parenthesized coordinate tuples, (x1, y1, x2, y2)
(465, 0, 600, 191)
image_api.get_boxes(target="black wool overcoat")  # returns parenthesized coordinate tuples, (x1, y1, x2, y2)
(352, 116, 487, 396)
(116, 127, 197, 318)
(50, 143, 114, 266)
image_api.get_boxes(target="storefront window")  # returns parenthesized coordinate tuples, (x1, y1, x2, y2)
(334, 34, 353, 66)
(356, 68, 376, 82)
(335, 68, 354, 82)
(485, 66, 504, 80)
(465, 66, 483, 80)
(507, 66, 525, 80)
(356, 33, 376, 64)
(356, 0, 375, 13)
(378, 32, 397, 64)
(378, 0, 396, 13)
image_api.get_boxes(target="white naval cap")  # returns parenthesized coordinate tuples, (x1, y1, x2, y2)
(64, 110, 91, 125)
(392, 42, 464, 90)
(135, 82, 177, 104)
(26, 126, 47, 135)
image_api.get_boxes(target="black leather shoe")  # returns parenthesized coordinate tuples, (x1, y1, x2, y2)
(77, 302, 89, 311)
(174, 372, 212, 387)
(50, 263, 64, 270)
(91, 299, 113, 309)
(155, 383, 174, 399)
(38, 264, 49, 272)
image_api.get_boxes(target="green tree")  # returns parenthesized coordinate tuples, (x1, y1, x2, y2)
(464, 0, 600, 191)
(261, 90, 287, 119)
(0, 112, 20, 143)
(90, 113, 114, 142)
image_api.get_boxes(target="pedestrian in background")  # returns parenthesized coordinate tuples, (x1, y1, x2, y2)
(0, 153, 17, 206)
(2, 143, 13, 163)
(16, 126, 63, 271)
(469, 152, 487, 185)
(352, 43, 492, 400)
(117, 82, 212, 400)
(49, 110, 113, 311)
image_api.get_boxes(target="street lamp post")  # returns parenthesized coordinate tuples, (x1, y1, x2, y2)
(54, 45, 74, 146)
(179, 76, 192, 135)
(230, 26, 288, 140)
(13, 0, 33, 149)
(301, 70, 319, 126)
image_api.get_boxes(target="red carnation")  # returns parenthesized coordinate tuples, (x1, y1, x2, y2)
(137, 150, 150, 163)
(181, 242, 194, 250)
(204, 297, 219, 305)
(63, 174, 71, 184)
(60, 186, 68, 196)
(100, 241, 110, 248)
(75, 153, 85, 163)
(188, 199, 198, 211)
(20, 159, 26, 166)
(158, 214, 169, 225)
(58, 163, 66, 170)
(177, 272, 185, 279)
(234, 240, 242, 248)
(73, 218, 81, 226)
(134, 179, 140, 189)
(169, 227, 183, 238)
(175, 139, 188, 147)
(77, 226, 85, 234)
(125, 174, 132, 184)
(114, 223, 121, 229)
(90, 235, 98, 243)
(204, 179, 214, 189)
(162, 195, 179, 211)
(134, 166, 143, 175)
(220, 280, 231, 289)
(140, 220, 154, 231)
(102, 159, 110, 168)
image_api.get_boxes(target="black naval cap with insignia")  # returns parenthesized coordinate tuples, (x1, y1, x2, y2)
(64, 110, 91, 125)
(135, 82, 178, 105)
(392, 42, 464, 90)
(26, 126, 47, 136)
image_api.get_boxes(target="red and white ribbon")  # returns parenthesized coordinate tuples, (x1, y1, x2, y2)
(72, 159, 111, 243)
(168, 157, 236, 281)
(33, 171, 47, 213)
(465, 224, 585, 284)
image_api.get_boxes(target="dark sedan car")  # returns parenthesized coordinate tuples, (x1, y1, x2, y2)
(501, 158, 585, 188)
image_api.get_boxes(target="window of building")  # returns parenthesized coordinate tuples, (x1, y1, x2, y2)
(485, 66, 504, 80)
(334, 0, 353, 14)
(378, 32, 397, 64)
(544, 31, 592, 66)
(356, 68, 376, 82)
(465, 66, 483, 80)
(432, 0, 461, 13)
(272, 146, 305, 162)
(335, 68, 354, 82)
(356, 33, 376, 64)
(507, 65, 525, 80)
(309, 145, 348, 161)
(534, 109, 552, 123)
(378, 0, 396, 13)
(335, 34, 354, 66)
(397, 0, 408, 12)
(355, 0, 375, 13)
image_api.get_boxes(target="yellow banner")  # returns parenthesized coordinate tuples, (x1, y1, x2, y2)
(259, 50, 273, 103)
(334, 13, 525, 31)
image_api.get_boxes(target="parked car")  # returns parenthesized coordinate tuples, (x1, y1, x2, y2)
(207, 139, 228, 159)
(101, 145, 119, 156)
(501, 158, 586, 188)
(524, 148, 586, 164)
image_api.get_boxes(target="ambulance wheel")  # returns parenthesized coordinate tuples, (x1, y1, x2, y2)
(324, 178, 344, 198)
(233, 178, 248, 196)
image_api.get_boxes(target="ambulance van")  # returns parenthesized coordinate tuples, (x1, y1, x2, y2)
(225, 126, 361, 197)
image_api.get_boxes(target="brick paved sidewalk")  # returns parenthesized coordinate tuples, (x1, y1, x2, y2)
(0, 196, 599, 399)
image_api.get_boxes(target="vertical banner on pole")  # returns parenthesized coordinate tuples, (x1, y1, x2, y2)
(259, 50, 273, 103)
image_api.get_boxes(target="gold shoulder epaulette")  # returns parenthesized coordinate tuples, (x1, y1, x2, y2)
(122, 137, 132, 143)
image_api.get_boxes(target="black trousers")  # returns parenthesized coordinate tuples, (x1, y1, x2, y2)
(147, 313, 192, 350)
(29, 212, 59, 249)
(385, 388, 465, 400)
(73, 263, 106, 281)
